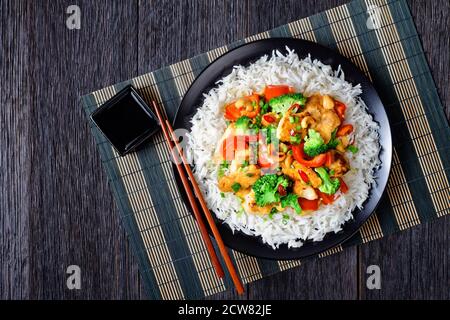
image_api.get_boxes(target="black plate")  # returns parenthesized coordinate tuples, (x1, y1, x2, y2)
(172, 38, 392, 260)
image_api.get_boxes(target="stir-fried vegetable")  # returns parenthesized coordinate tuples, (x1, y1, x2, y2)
(235, 116, 252, 130)
(292, 143, 327, 168)
(315, 167, 341, 195)
(252, 174, 290, 207)
(264, 85, 294, 101)
(217, 86, 354, 216)
(281, 193, 302, 214)
(303, 129, 328, 157)
(298, 198, 319, 211)
(337, 124, 353, 137)
(269, 93, 307, 114)
(303, 129, 340, 157)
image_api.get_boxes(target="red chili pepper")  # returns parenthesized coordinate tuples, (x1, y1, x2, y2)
(317, 190, 335, 205)
(334, 101, 346, 121)
(292, 143, 327, 168)
(336, 124, 353, 137)
(339, 178, 349, 193)
(325, 151, 333, 167)
(263, 114, 276, 123)
(298, 170, 309, 183)
(298, 198, 319, 211)
(289, 103, 300, 113)
(277, 185, 287, 196)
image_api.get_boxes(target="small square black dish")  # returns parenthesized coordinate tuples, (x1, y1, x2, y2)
(90, 85, 160, 156)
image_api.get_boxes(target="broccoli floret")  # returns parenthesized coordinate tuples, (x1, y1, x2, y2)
(281, 193, 302, 214)
(304, 129, 340, 157)
(269, 93, 306, 114)
(304, 129, 328, 157)
(315, 167, 341, 195)
(327, 128, 339, 149)
(252, 174, 290, 207)
(235, 116, 251, 130)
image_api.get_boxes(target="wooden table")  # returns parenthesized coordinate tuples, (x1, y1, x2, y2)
(1, 0, 449, 299)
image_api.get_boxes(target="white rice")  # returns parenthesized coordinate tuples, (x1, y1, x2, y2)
(186, 48, 380, 249)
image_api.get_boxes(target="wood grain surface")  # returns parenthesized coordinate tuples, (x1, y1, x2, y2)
(0, 0, 448, 300)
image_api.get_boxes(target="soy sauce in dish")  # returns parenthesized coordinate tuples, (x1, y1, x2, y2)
(91, 85, 160, 156)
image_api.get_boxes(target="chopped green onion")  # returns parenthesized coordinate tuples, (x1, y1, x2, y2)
(259, 100, 264, 107)
(246, 173, 255, 177)
(348, 145, 359, 154)
(296, 125, 302, 131)
(290, 135, 301, 144)
(289, 116, 295, 123)
(231, 183, 241, 192)
(220, 192, 225, 198)
(269, 207, 278, 219)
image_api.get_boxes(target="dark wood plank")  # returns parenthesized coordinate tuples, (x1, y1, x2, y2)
(0, 0, 31, 300)
(24, 0, 143, 299)
(358, 0, 450, 300)
(0, 0, 448, 300)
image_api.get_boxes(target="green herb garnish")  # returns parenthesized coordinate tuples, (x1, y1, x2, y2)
(347, 145, 359, 154)
(231, 183, 241, 192)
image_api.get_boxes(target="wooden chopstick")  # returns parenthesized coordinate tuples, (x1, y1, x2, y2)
(164, 119, 245, 295)
(152, 102, 225, 279)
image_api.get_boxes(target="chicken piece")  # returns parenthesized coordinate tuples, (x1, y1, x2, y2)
(230, 148, 250, 172)
(281, 166, 299, 181)
(217, 165, 261, 192)
(322, 95, 335, 110)
(292, 161, 322, 188)
(328, 151, 350, 177)
(235, 165, 261, 188)
(242, 191, 273, 215)
(293, 180, 318, 200)
(218, 176, 235, 192)
(303, 95, 323, 119)
(336, 135, 350, 153)
(315, 109, 341, 143)
(235, 188, 251, 198)
(303, 95, 341, 143)
(276, 111, 301, 143)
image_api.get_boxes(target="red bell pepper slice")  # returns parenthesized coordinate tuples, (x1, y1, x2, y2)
(336, 124, 353, 137)
(224, 103, 242, 121)
(334, 101, 346, 121)
(298, 170, 309, 183)
(292, 143, 327, 168)
(317, 190, 335, 205)
(264, 85, 294, 101)
(298, 198, 319, 211)
(339, 178, 349, 193)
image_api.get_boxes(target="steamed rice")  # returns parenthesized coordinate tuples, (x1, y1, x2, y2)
(187, 48, 380, 249)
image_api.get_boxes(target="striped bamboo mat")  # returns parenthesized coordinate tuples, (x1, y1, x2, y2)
(81, 0, 450, 299)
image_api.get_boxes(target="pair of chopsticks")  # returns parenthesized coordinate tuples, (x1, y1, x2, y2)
(152, 101, 244, 295)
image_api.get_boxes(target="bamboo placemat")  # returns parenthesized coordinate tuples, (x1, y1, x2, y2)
(81, 0, 450, 299)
